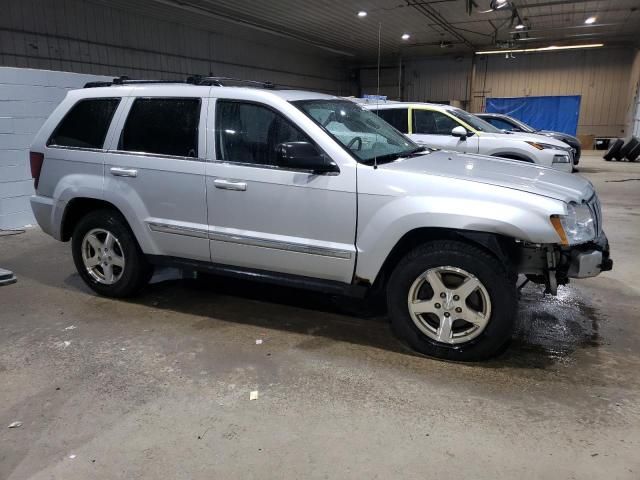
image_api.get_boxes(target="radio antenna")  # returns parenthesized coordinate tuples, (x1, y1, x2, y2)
(374, 21, 382, 170)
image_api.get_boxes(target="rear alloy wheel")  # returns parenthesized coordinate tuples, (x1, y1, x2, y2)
(387, 240, 517, 361)
(72, 210, 152, 297)
(81, 228, 126, 285)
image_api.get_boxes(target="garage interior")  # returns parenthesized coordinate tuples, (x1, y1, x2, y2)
(1, 0, 640, 478)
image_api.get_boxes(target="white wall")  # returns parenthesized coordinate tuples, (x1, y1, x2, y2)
(0, 67, 110, 229)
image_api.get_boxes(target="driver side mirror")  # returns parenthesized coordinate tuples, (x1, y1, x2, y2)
(451, 126, 468, 140)
(275, 142, 339, 174)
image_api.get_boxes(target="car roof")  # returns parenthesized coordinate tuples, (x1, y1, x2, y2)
(69, 83, 338, 102)
(361, 101, 456, 111)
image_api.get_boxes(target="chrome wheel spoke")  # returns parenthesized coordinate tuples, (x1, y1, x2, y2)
(459, 307, 488, 329)
(104, 232, 115, 250)
(436, 316, 453, 342)
(454, 277, 480, 301)
(102, 263, 115, 283)
(425, 270, 447, 294)
(111, 253, 124, 268)
(85, 255, 101, 268)
(410, 298, 437, 315)
(87, 235, 102, 252)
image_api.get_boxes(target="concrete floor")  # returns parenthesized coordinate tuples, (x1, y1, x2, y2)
(1, 152, 639, 479)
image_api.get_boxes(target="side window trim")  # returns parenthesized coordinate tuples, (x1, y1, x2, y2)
(212, 98, 328, 171)
(46, 97, 121, 151)
(111, 96, 204, 160)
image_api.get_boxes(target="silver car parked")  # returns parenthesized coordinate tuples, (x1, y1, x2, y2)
(29, 77, 612, 361)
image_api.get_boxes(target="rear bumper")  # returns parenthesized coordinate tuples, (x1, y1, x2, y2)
(565, 232, 612, 278)
(30, 195, 60, 239)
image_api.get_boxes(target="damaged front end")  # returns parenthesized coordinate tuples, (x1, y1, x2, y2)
(517, 232, 613, 295)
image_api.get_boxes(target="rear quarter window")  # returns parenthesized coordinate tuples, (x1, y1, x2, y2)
(47, 98, 120, 149)
(374, 108, 409, 134)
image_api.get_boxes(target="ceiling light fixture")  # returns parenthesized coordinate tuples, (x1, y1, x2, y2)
(476, 43, 604, 55)
(585, 16, 596, 24)
(490, 0, 510, 10)
(357, 11, 367, 17)
(401, 33, 411, 40)
(515, 23, 525, 29)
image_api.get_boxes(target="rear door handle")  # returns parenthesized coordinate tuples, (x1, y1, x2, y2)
(214, 178, 247, 191)
(110, 167, 138, 178)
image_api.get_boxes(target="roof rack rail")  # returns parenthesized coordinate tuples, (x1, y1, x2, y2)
(187, 75, 276, 89)
(83, 76, 186, 88)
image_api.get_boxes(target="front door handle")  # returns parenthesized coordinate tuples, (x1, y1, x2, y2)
(214, 179, 247, 191)
(110, 167, 138, 178)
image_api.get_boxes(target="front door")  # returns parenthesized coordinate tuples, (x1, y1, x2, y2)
(410, 108, 480, 154)
(205, 99, 357, 283)
(104, 95, 210, 261)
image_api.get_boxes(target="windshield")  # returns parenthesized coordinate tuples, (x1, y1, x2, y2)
(448, 108, 502, 133)
(293, 99, 422, 164)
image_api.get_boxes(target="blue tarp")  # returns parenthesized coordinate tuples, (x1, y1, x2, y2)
(486, 95, 581, 136)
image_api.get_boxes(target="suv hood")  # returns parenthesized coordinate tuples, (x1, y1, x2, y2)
(382, 150, 592, 202)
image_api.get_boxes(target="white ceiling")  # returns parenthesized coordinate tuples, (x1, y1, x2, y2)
(102, 0, 640, 59)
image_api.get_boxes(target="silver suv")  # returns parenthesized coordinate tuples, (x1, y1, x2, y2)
(29, 77, 612, 361)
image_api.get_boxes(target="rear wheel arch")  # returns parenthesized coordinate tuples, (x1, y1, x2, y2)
(62, 198, 130, 241)
(371, 228, 518, 290)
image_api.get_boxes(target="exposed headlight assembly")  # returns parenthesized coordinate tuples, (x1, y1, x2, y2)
(551, 202, 596, 245)
(552, 154, 571, 164)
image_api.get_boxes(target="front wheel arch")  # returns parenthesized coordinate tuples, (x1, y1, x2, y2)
(371, 228, 518, 292)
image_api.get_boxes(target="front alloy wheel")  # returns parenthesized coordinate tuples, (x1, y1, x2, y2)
(408, 266, 491, 345)
(387, 240, 517, 361)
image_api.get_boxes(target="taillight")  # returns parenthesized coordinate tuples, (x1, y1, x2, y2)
(30, 151, 44, 190)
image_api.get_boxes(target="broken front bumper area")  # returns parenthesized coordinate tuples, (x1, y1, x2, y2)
(520, 232, 612, 295)
(564, 232, 613, 279)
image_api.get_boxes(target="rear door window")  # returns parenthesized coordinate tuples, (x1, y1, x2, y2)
(119, 98, 201, 158)
(48, 98, 120, 149)
(374, 108, 409, 134)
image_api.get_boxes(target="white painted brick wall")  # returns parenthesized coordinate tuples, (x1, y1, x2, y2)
(0, 67, 110, 229)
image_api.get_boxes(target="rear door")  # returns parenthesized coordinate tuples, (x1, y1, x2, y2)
(105, 93, 210, 261)
(410, 108, 479, 153)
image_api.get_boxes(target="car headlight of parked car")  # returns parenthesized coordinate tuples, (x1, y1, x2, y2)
(551, 203, 596, 245)
(526, 141, 572, 164)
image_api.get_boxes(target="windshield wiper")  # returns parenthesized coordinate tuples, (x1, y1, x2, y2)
(362, 146, 428, 166)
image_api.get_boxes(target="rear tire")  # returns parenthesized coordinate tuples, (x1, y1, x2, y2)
(386, 240, 517, 361)
(71, 209, 152, 297)
(603, 139, 623, 161)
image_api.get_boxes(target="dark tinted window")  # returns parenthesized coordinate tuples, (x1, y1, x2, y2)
(216, 101, 312, 166)
(485, 117, 518, 131)
(48, 98, 119, 149)
(120, 98, 200, 157)
(413, 110, 458, 135)
(375, 108, 409, 133)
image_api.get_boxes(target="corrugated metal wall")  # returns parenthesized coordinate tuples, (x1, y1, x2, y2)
(364, 47, 635, 137)
(0, 0, 351, 94)
(472, 47, 634, 137)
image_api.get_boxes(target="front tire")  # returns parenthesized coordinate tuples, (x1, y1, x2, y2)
(387, 240, 517, 361)
(71, 209, 152, 298)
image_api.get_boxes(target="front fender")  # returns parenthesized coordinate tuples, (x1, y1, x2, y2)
(355, 192, 564, 283)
